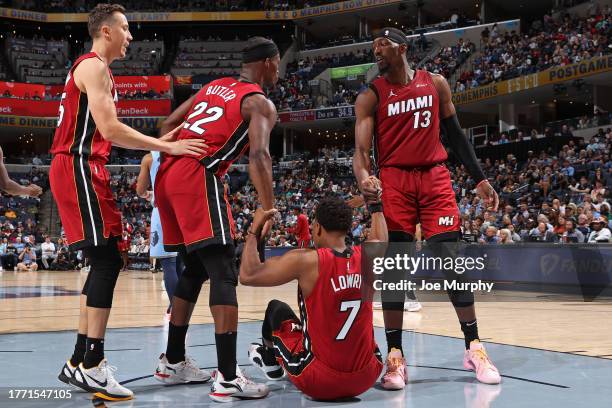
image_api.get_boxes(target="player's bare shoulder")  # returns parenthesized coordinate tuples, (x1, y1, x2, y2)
(72, 57, 110, 93)
(241, 93, 277, 121)
(355, 86, 378, 116)
(428, 72, 452, 96)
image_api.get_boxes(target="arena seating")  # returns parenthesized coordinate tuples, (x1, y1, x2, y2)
(171, 37, 243, 81)
(6, 36, 70, 84)
(455, 7, 611, 91)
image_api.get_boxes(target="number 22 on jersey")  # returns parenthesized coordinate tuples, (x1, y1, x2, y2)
(183, 102, 224, 135)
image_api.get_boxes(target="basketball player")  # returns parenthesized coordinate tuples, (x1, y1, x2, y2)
(353, 27, 501, 389)
(50, 4, 206, 401)
(153, 37, 279, 402)
(241, 193, 385, 400)
(136, 152, 183, 315)
(0, 146, 42, 197)
(287, 205, 311, 248)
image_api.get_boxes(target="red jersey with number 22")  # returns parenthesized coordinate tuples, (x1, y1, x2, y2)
(371, 70, 447, 168)
(176, 77, 264, 177)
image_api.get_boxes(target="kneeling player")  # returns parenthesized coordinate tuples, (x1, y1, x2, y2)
(240, 194, 386, 401)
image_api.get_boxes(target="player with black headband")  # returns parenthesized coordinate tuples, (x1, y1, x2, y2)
(152, 36, 280, 402)
(353, 27, 501, 389)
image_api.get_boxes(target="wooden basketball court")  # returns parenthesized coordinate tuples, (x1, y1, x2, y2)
(2, 269, 611, 358)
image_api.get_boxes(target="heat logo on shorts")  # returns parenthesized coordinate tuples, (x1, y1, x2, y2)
(438, 216, 455, 226)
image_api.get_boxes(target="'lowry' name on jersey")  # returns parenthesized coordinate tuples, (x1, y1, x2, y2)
(331, 273, 362, 293)
(387, 94, 433, 117)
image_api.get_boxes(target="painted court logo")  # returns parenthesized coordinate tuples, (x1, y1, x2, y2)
(438, 216, 455, 226)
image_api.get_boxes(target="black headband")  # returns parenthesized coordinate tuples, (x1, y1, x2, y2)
(242, 42, 279, 63)
(376, 27, 408, 45)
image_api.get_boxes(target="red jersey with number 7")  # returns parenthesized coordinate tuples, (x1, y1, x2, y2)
(370, 70, 447, 168)
(298, 246, 378, 372)
(176, 77, 265, 177)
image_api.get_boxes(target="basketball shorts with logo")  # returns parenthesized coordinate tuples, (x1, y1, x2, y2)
(379, 164, 460, 239)
(50, 154, 122, 250)
(272, 319, 383, 400)
(154, 156, 234, 253)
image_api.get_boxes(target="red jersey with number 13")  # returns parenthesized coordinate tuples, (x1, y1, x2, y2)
(371, 70, 447, 168)
(299, 246, 378, 372)
(176, 77, 264, 177)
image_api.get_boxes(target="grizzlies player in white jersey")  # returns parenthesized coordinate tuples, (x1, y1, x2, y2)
(137, 151, 182, 314)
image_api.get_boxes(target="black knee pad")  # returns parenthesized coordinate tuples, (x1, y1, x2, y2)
(262, 300, 299, 341)
(203, 245, 238, 307)
(426, 232, 474, 307)
(83, 239, 122, 308)
(426, 231, 461, 243)
(381, 231, 416, 305)
(381, 301, 404, 311)
(173, 256, 207, 303)
(389, 231, 414, 243)
(209, 274, 237, 306)
(447, 289, 474, 308)
(81, 271, 91, 296)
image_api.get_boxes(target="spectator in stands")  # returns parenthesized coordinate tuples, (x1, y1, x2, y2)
(562, 219, 585, 243)
(530, 221, 557, 242)
(479, 226, 500, 244)
(499, 228, 515, 244)
(17, 245, 38, 271)
(40, 236, 57, 270)
(587, 217, 611, 242)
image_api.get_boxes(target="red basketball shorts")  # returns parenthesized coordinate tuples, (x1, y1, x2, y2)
(154, 156, 234, 253)
(272, 320, 383, 400)
(49, 154, 122, 250)
(379, 164, 460, 239)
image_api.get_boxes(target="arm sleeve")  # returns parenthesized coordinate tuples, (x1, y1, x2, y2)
(440, 114, 486, 184)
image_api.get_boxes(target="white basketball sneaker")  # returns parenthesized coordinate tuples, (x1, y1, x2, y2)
(404, 300, 422, 312)
(58, 360, 77, 385)
(154, 353, 211, 384)
(209, 366, 269, 403)
(71, 359, 133, 401)
(248, 343, 285, 380)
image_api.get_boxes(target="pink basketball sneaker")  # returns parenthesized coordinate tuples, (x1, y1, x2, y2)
(463, 341, 501, 384)
(381, 348, 408, 390)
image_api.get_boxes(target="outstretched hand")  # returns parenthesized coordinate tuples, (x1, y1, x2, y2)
(250, 208, 278, 239)
(476, 180, 499, 212)
(23, 184, 42, 198)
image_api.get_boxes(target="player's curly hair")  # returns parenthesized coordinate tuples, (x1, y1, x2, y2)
(88, 3, 126, 38)
(315, 197, 352, 233)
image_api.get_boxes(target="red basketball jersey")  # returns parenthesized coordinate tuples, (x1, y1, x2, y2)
(176, 77, 265, 177)
(300, 246, 378, 372)
(50, 52, 117, 162)
(370, 70, 447, 168)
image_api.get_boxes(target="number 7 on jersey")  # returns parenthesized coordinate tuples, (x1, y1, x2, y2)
(336, 300, 361, 340)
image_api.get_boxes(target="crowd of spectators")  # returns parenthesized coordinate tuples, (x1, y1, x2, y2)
(229, 127, 612, 247)
(10, 0, 335, 13)
(271, 36, 437, 111)
(116, 88, 170, 99)
(455, 6, 611, 92)
(0, 169, 54, 271)
(421, 38, 475, 86)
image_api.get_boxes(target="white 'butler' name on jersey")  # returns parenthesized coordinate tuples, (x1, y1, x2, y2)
(387, 94, 433, 117)
(331, 274, 362, 293)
